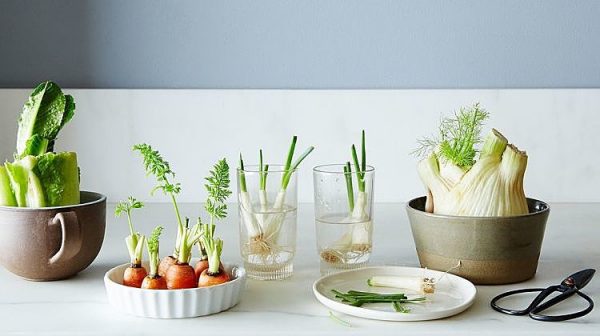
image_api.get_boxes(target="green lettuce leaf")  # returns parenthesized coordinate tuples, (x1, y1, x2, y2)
(0, 166, 17, 206)
(4, 157, 46, 208)
(16, 81, 76, 158)
(33, 152, 80, 206)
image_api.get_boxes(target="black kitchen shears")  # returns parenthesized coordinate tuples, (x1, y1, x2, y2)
(491, 269, 595, 322)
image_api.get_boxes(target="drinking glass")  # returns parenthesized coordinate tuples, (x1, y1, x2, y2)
(237, 165, 297, 280)
(313, 164, 374, 275)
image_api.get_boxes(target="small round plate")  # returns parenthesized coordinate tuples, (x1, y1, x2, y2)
(313, 266, 476, 321)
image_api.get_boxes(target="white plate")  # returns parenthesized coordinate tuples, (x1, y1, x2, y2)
(313, 266, 476, 321)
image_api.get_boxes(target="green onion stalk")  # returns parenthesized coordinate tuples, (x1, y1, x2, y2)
(133, 144, 184, 259)
(116, 197, 146, 266)
(239, 136, 314, 257)
(331, 289, 426, 309)
(238, 154, 262, 238)
(322, 131, 372, 264)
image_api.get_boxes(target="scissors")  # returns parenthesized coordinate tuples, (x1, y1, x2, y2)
(490, 269, 595, 322)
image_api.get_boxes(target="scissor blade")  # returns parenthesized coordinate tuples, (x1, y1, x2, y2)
(562, 269, 595, 289)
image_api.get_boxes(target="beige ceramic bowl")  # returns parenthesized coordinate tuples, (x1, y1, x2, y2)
(406, 196, 549, 285)
(0, 191, 106, 281)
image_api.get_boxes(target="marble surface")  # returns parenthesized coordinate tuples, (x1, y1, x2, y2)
(0, 202, 598, 335)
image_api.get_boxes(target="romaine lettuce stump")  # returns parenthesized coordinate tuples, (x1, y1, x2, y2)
(1, 81, 80, 208)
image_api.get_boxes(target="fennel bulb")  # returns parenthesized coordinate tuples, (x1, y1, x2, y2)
(415, 105, 529, 217)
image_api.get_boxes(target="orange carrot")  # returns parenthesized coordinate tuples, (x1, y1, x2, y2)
(116, 197, 147, 287)
(194, 258, 226, 279)
(198, 268, 230, 287)
(166, 263, 197, 289)
(123, 264, 148, 287)
(141, 226, 167, 289)
(194, 258, 210, 279)
(141, 275, 167, 289)
(158, 255, 177, 277)
(166, 221, 202, 289)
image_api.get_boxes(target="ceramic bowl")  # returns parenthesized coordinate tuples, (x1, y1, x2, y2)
(104, 262, 246, 318)
(406, 197, 550, 285)
(0, 191, 106, 281)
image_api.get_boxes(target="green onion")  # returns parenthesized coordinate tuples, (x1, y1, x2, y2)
(393, 302, 411, 313)
(239, 153, 247, 193)
(329, 311, 352, 327)
(343, 162, 354, 211)
(332, 289, 425, 310)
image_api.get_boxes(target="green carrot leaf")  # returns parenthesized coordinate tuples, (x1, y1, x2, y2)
(205, 158, 232, 220)
(133, 143, 181, 195)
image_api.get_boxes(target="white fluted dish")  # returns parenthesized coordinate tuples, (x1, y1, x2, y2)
(104, 262, 246, 318)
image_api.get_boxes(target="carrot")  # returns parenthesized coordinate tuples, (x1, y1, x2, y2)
(194, 258, 210, 279)
(142, 275, 168, 289)
(197, 159, 231, 287)
(141, 226, 167, 289)
(198, 268, 230, 287)
(166, 263, 197, 289)
(116, 197, 147, 287)
(199, 229, 229, 287)
(166, 220, 202, 289)
(158, 255, 177, 277)
(123, 264, 148, 287)
(195, 258, 225, 279)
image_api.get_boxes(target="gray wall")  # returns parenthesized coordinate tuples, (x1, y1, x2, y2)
(1, 0, 599, 89)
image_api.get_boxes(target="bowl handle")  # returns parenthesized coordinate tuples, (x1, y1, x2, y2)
(49, 211, 82, 264)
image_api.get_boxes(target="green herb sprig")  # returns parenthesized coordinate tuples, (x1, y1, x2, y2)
(115, 196, 144, 237)
(413, 103, 489, 169)
(205, 158, 232, 223)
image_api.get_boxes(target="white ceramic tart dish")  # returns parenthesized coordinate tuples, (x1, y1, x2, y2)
(313, 266, 476, 322)
(104, 262, 246, 318)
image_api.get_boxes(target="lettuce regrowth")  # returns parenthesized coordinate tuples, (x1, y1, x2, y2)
(1, 81, 79, 208)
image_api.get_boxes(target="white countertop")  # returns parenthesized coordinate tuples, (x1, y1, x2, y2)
(1, 202, 598, 335)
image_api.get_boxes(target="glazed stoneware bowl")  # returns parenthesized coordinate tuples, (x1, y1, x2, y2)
(0, 191, 106, 281)
(104, 262, 247, 318)
(406, 196, 549, 285)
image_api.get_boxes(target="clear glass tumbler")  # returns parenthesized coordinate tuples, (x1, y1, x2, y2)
(313, 164, 374, 275)
(237, 165, 297, 280)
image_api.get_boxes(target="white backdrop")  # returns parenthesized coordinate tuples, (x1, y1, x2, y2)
(1, 89, 598, 203)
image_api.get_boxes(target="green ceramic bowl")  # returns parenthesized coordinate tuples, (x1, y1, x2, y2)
(406, 197, 549, 285)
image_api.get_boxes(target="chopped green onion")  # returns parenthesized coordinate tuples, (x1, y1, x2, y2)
(329, 311, 352, 327)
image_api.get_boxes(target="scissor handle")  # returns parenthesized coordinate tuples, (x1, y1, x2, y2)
(530, 290, 595, 322)
(491, 287, 552, 315)
(491, 286, 595, 321)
